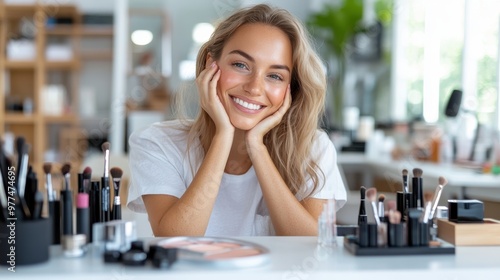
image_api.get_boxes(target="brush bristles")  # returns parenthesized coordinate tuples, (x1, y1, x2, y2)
(43, 162, 52, 174)
(101, 142, 110, 153)
(378, 194, 385, 202)
(365, 188, 377, 202)
(386, 200, 397, 211)
(389, 210, 401, 224)
(438, 176, 447, 186)
(61, 163, 71, 175)
(402, 169, 408, 176)
(413, 168, 423, 177)
(110, 167, 123, 180)
(83, 166, 92, 179)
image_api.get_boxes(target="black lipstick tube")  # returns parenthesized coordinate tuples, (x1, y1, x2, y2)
(49, 200, 61, 244)
(61, 189, 73, 235)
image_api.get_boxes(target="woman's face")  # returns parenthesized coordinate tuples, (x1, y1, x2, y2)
(213, 23, 293, 131)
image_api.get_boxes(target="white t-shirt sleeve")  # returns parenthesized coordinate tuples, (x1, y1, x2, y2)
(300, 131, 347, 210)
(127, 125, 187, 213)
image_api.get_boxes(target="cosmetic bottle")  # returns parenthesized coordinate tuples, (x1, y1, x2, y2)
(317, 199, 336, 248)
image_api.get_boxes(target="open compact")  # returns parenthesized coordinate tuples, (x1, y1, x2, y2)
(153, 236, 270, 269)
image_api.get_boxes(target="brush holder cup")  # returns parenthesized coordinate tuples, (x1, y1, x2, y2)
(397, 191, 413, 222)
(0, 218, 52, 266)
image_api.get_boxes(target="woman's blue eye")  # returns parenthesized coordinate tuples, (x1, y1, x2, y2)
(233, 62, 247, 69)
(269, 74, 283, 81)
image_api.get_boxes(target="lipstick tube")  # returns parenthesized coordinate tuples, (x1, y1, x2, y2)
(76, 193, 90, 242)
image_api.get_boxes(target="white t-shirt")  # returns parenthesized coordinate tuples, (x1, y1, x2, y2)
(127, 120, 346, 236)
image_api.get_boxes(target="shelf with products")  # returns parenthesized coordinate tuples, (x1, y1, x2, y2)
(4, 113, 36, 124)
(45, 60, 80, 70)
(0, 2, 84, 186)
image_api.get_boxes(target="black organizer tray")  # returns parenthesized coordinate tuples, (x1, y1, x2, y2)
(343, 236, 455, 256)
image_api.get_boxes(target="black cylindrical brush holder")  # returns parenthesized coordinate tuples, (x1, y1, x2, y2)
(0, 218, 52, 266)
(407, 208, 422, 247)
(419, 222, 430, 246)
(388, 223, 405, 247)
(357, 223, 369, 247)
(368, 223, 378, 247)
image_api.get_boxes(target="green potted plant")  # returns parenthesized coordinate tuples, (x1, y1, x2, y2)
(307, 0, 393, 128)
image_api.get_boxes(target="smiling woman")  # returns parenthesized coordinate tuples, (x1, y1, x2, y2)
(127, 4, 347, 237)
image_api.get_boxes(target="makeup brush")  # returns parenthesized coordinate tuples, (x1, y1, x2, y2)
(429, 176, 448, 220)
(32, 191, 44, 220)
(83, 166, 92, 193)
(61, 163, 73, 235)
(43, 163, 55, 202)
(0, 139, 8, 192)
(44, 162, 60, 244)
(389, 210, 401, 225)
(15, 137, 31, 219)
(412, 168, 424, 208)
(402, 169, 409, 193)
(378, 194, 385, 223)
(110, 167, 123, 220)
(358, 186, 367, 225)
(421, 201, 432, 223)
(101, 142, 111, 222)
(102, 142, 110, 179)
(0, 167, 7, 222)
(386, 200, 397, 212)
(365, 188, 380, 225)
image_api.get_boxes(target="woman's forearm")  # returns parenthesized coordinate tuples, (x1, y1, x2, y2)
(148, 132, 234, 236)
(248, 143, 319, 236)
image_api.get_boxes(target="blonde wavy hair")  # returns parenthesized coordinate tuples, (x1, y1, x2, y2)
(189, 4, 327, 197)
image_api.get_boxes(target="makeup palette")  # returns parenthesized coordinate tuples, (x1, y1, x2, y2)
(154, 237, 270, 269)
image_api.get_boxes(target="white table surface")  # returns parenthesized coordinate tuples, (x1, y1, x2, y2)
(1, 236, 500, 280)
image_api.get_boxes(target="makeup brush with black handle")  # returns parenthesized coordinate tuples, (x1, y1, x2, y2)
(101, 142, 111, 222)
(61, 163, 73, 235)
(44, 162, 61, 244)
(412, 168, 424, 208)
(15, 137, 31, 219)
(110, 167, 123, 220)
(82, 166, 92, 193)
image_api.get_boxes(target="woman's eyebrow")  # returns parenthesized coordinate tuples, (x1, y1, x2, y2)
(228, 49, 291, 73)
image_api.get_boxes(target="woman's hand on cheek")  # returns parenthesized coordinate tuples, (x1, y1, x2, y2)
(246, 85, 291, 145)
(196, 61, 234, 134)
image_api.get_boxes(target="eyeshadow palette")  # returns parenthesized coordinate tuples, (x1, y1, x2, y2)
(154, 236, 271, 269)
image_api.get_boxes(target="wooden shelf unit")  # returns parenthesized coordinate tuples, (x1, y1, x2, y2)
(0, 1, 84, 184)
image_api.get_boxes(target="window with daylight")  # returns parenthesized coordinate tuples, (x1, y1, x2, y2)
(393, 0, 500, 130)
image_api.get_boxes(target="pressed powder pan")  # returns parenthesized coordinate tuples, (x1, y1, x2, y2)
(154, 236, 270, 269)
